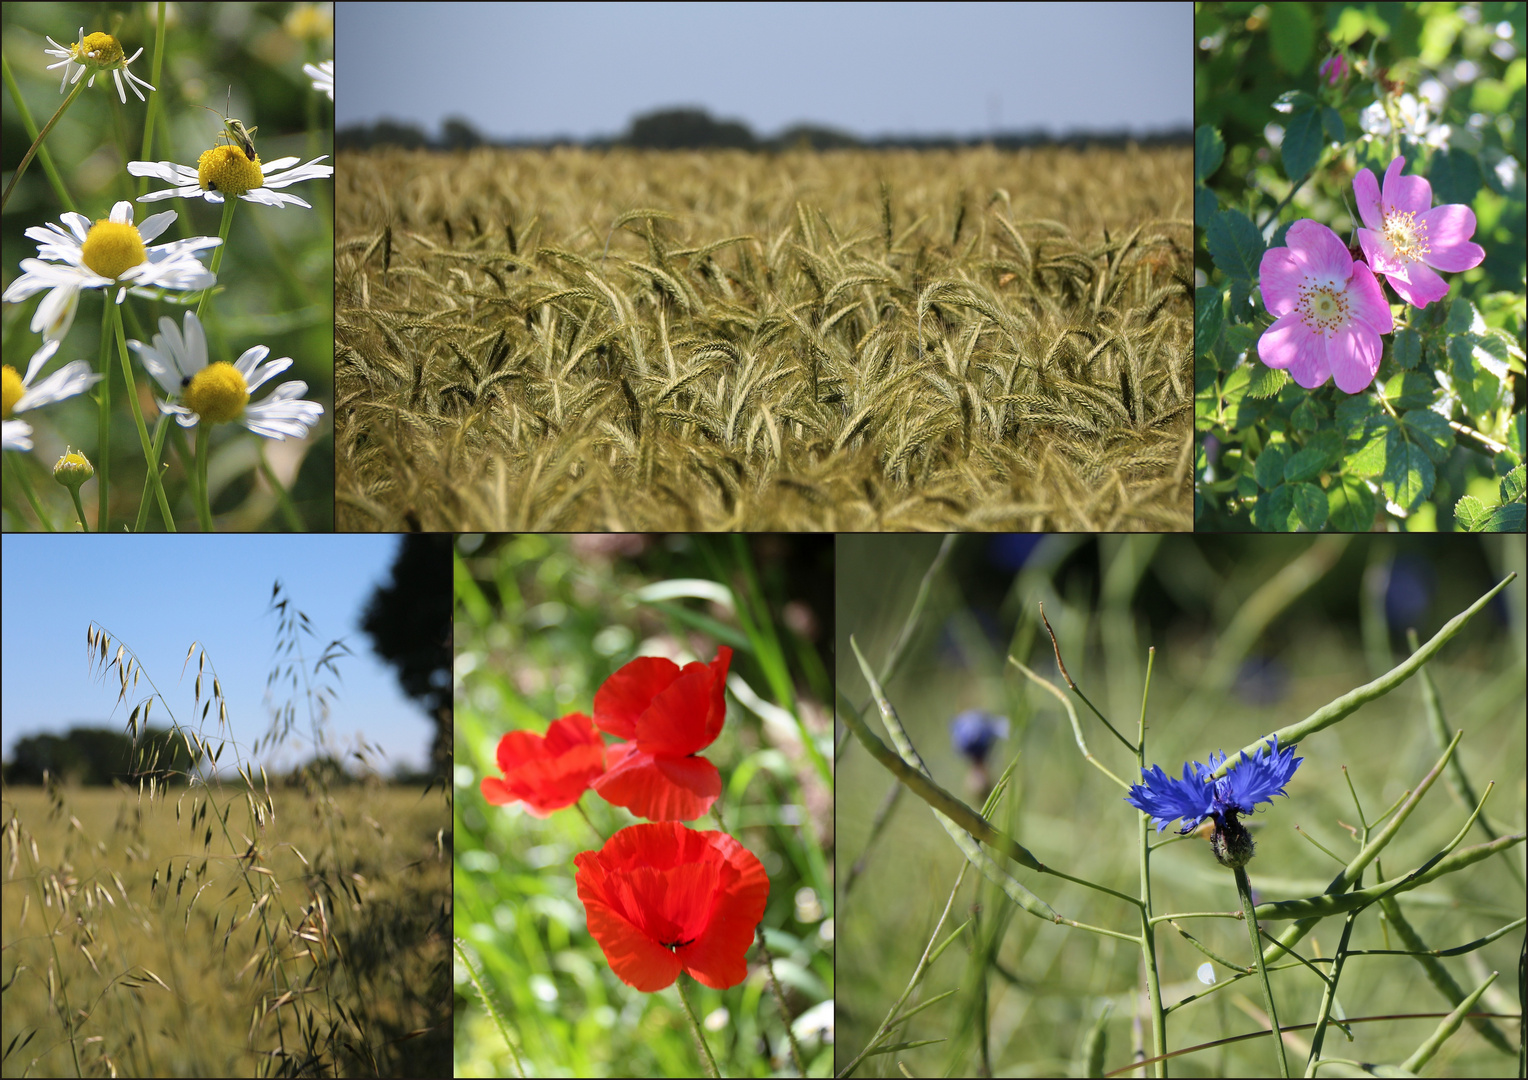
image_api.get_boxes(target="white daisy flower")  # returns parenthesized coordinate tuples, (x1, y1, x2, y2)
(304, 59, 334, 102)
(43, 27, 156, 104)
(129, 312, 324, 441)
(129, 149, 335, 209)
(2, 339, 104, 452)
(1, 201, 220, 342)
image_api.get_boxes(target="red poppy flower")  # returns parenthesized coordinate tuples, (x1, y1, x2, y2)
(574, 821, 769, 992)
(591, 647, 731, 821)
(481, 713, 606, 817)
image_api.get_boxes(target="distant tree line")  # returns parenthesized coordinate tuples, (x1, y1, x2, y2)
(2, 727, 432, 787)
(338, 106, 1192, 152)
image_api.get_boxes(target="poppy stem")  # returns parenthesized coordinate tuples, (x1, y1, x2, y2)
(674, 973, 721, 1078)
(1234, 865, 1289, 1078)
(757, 925, 804, 1075)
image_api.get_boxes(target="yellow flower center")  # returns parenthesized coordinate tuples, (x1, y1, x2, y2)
(182, 362, 250, 425)
(80, 220, 147, 280)
(197, 144, 265, 195)
(1297, 278, 1351, 339)
(1382, 207, 1429, 265)
(285, 6, 333, 40)
(78, 32, 124, 66)
(2, 365, 23, 418)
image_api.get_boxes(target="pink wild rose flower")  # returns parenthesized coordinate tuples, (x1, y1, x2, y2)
(1258, 219, 1394, 393)
(1353, 155, 1485, 308)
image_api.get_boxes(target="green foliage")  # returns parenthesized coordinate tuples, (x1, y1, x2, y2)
(1195, 3, 1527, 531)
(337, 147, 1194, 530)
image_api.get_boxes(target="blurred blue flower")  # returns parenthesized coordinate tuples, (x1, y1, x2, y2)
(949, 710, 1009, 763)
(1125, 736, 1302, 867)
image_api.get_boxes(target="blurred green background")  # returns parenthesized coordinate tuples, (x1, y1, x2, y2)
(2, 2, 334, 530)
(838, 534, 1525, 1077)
(453, 533, 834, 1077)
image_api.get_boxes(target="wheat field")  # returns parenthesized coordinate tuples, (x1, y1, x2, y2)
(336, 146, 1192, 530)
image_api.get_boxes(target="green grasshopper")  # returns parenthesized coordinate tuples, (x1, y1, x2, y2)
(198, 91, 258, 161)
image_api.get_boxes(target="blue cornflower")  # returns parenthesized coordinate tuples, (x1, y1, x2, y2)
(949, 710, 1009, 763)
(1125, 736, 1302, 868)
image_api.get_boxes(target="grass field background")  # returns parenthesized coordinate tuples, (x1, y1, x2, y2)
(336, 146, 1192, 530)
(2, 781, 450, 1077)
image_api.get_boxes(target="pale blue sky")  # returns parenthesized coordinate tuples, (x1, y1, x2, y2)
(337, 1, 1190, 141)
(1, 536, 432, 775)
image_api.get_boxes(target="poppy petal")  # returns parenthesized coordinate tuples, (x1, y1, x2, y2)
(574, 822, 769, 993)
(594, 655, 682, 739)
(481, 713, 605, 816)
(593, 743, 721, 821)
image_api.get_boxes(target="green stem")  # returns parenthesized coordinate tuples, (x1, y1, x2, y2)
(1235, 865, 1289, 1077)
(6, 452, 54, 531)
(674, 974, 720, 1078)
(112, 305, 176, 530)
(194, 424, 213, 531)
(96, 295, 112, 528)
(0, 60, 87, 212)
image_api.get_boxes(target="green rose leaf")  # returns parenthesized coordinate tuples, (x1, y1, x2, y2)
(1382, 430, 1436, 511)
(1400, 409, 1454, 464)
(1255, 441, 1289, 490)
(1195, 286, 1224, 360)
(1206, 209, 1265, 282)
(1284, 430, 1343, 482)
(1292, 482, 1329, 531)
(1254, 484, 1299, 532)
(1392, 328, 1422, 369)
(1454, 494, 1492, 531)
(1281, 107, 1325, 182)
(1329, 475, 1376, 531)
(1383, 371, 1436, 411)
(1195, 125, 1225, 183)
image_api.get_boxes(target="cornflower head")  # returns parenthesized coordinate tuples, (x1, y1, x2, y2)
(1125, 736, 1303, 868)
(1257, 219, 1394, 393)
(1353, 154, 1485, 309)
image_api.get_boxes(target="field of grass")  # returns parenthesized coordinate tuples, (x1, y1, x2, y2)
(1, 781, 450, 1077)
(336, 146, 1193, 530)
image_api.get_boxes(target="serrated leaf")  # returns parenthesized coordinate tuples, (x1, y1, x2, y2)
(1282, 107, 1325, 181)
(1195, 125, 1225, 182)
(1285, 430, 1343, 482)
(1293, 483, 1329, 531)
(1247, 363, 1290, 398)
(1321, 105, 1346, 143)
(1444, 297, 1488, 336)
(1195, 287, 1224, 359)
(1382, 432, 1436, 511)
(1205, 209, 1264, 281)
(1448, 336, 1503, 419)
(1400, 409, 1455, 464)
(1256, 442, 1289, 490)
(1383, 371, 1436, 410)
(1254, 484, 1300, 531)
(1392, 328, 1422, 369)
(1195, 184, 1220, 225)
(1500, 465, 1526, 504)
(1329, 476, 1376, 531)
(1454, 495, 1492, 531)
(1484, 503, 1526, 530)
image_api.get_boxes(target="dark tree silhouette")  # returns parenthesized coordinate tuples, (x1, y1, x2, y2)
(360, 535, 453, 778)
(626, 107, 757, 149)
(3, 727, 195, 786)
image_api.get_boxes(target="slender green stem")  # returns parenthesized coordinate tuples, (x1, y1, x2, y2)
(1235, 865, 1289, 1077)
(757, 927, 803, 1076)
(452, 937, 524, 1078)
(1, 61, 87, 212)
(257, 445, 304, 530)
(674, 974, 720, 1078)
(112, 305, 176, 530)
(6, 452, 55, 530)
(66, 483, 88, 531)
(193, 424, 213, 530)
(96, 296, 112, 527)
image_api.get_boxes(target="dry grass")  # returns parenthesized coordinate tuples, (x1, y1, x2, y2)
(336, 146, 1193, 530)
(1, 611, 449, 1077)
